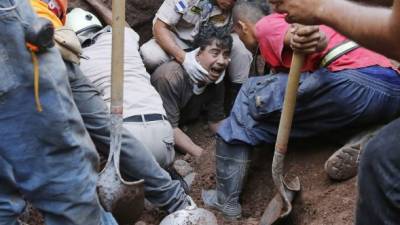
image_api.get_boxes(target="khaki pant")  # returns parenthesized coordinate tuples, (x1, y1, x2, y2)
(140, 33, 253, 84)
(124, 118, 175, 168)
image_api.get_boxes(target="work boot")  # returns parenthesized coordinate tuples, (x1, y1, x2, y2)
(202, 136, 251, 220)
(324, 126, 381, 181)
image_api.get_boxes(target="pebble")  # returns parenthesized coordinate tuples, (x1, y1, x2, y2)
(173, 159, 194, 177)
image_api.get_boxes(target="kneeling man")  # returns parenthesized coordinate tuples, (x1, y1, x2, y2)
(151, 25, 231, 157)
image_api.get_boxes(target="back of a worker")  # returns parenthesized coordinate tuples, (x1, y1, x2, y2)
(0, 0, 117, 224)
(74, 9, 176, 168)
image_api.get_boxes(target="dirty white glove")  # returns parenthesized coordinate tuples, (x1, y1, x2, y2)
(182, 48, 210, 84)
(54, 26, 82, 64)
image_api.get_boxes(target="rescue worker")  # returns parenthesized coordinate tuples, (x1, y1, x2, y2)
(0, 0, 117, 224)
(202, 1, 400, 219)
(68, 6, 175, 169)
(31, 0, 196, 216)
(151, 25, 231, 158)
(140, 0, 252, 102)
(267, 0, 400, 224)
(269, 0, 400, 61)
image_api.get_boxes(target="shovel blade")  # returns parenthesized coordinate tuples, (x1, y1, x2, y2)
(260, 177, 300, 225)
(98, 163, 144, 224)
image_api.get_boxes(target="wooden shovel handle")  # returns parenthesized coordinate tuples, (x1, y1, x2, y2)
(275, 53, 305, 154)
(110, 0, 125, 114)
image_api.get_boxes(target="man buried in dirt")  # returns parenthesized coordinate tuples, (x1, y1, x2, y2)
(151, 25, 231, 158)
(202, 1, 400, 220)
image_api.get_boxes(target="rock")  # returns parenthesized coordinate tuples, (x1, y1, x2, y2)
(135, 221, 147, 225)
(173, 159, 194, 177)
(183, 172, 197, 190)
(144, 199, 156, 211)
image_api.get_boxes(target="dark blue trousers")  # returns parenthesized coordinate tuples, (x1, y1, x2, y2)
(218, 67, 400, 146)
(356, 117, 400, 225)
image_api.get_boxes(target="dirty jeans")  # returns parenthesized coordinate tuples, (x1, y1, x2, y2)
(218, 67, 400, 146)
(0, 0, 116, 224)
(356, 117, 400, 225)
(66, 62, 187, 213)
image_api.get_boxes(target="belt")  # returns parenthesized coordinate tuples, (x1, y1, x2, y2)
(123, 114, 167, 122)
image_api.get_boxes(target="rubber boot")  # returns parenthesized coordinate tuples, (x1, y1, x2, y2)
(202, 136, 251, 220)
(324, 126, 381, 181)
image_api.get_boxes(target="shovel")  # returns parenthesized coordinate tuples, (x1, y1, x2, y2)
(97, 0, 144, 224)
(260, 53, 305, 225)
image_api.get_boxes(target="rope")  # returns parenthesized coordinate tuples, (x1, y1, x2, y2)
(28, 47, 43, 112)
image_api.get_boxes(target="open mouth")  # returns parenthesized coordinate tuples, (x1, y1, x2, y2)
(210, 67, 224, 75)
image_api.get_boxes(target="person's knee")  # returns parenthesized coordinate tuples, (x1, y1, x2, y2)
(140, 40, 169, 71)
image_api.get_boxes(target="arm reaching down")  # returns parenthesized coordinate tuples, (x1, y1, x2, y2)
(173, 127, 204, 157)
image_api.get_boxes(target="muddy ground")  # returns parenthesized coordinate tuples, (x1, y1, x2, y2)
(23, 121, 357, 225)
(138, 122, 357, 225)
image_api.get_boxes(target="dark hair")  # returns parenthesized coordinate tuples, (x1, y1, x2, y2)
(193, 25, 233, 52)
(233, 1, 268, 24)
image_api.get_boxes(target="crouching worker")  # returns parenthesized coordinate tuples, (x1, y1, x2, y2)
(68, 6, 174, 169)
(0, 0, 117, 224)
(202, 1, 400, 219)
(151, 25, 231, 158)
(31, 0, 196, 217)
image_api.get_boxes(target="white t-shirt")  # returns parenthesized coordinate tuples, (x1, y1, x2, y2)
(80, 27, 166, 118)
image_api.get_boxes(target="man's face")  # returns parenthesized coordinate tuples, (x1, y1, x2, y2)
(233, 20, 257, 52)
(196, 40, 231, 82)
(215, 0, 235, 11)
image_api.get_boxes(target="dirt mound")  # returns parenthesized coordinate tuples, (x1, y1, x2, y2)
(137, 122, 357, 225)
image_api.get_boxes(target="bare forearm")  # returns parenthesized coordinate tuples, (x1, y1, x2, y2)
(173, 128, 204, 157)
(316, 0, 400, 60)
(153, 19, 186, 63)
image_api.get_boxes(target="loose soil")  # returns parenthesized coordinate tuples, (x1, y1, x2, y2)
(138, 122, 357, 225)
(22, 122, 357, 225)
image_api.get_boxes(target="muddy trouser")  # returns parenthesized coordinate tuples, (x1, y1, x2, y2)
(0, 1, 117, 224)
(66, 63, 187, 213)
(124, 118, 175, 169)
(217, 67, 400, 146)
(356, 117, 400, 225)
(140, 33, 252, 84)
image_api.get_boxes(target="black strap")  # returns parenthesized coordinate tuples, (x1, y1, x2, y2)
(124, 114, 167, 122)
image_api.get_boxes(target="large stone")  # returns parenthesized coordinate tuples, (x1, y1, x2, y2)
(173, 159, 194, 177)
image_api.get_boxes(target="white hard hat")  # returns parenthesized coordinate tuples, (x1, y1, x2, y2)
(66, 8, 102, 34)
(159, 197, 218, 225)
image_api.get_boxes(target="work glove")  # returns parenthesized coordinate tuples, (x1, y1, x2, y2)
(54, 26, 82, 64)
(182, 48, 210, 84)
